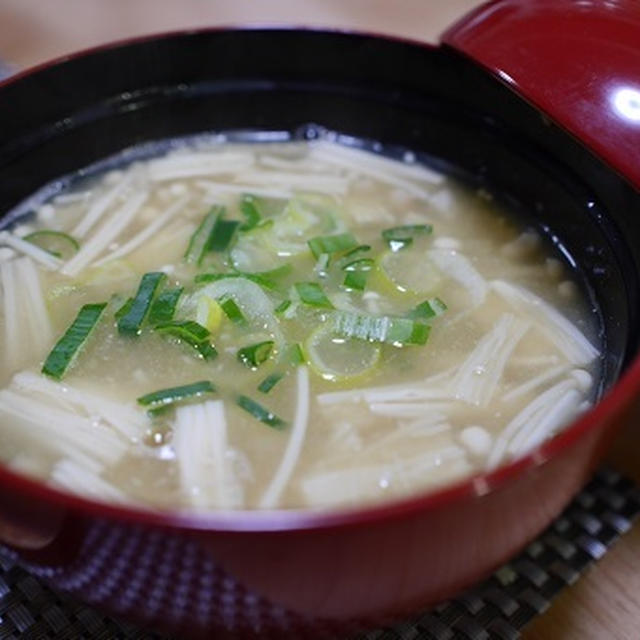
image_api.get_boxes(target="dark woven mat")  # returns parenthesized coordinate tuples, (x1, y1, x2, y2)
(0, 468, 638, 639)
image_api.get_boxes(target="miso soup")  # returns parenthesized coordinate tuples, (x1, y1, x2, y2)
(0, 138, 601, 510)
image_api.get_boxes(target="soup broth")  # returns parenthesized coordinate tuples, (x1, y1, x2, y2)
(0, 138, 600, 510)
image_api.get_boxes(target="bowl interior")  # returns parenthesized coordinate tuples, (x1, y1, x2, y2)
(1, 28, 639, 513)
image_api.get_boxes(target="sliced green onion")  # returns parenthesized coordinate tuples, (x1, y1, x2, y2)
(294, 282, 333, 308)
(332, 311, 430, 346)
(137, 380, 216, 409)
(343, 270, 369, 291)
(23, 230, 79, 259)
(239, 194, 262, 231)
(208, 218, 240, 252)
(313, 253, 330, 277)
(147, 405, 172, 419)
(257, 372, 285, 394)
(407, 297, 448, 320)
(342, 257, 374, 291)
(155, 320, 218, 359)
(236, 394, 286, 429)
(335, 244, 371, 268)
(114, 297, 133, 321)
(42, 302, 107, 379)
(342, 257, 375, 272)
(305, 323, 380, 382)
(289, 343, 305, 365)
(382, 224, 433, 251)
(184, 206, 223, 265)
(117, 272, 167, 336)
(275, 300, 292, 315)
(237, 340, 275, 368)
(148, 287, 183, 325)
(218, 294, 247, 326)
(195, 263, 292, 291)
(308, 232, 358, 259)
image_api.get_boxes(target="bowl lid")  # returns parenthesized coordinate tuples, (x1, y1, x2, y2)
(442, 0, 640, 189)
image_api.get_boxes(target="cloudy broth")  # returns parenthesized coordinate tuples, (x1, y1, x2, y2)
(0, 138, 601, 510)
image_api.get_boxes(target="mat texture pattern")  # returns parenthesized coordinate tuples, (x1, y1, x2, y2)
(0, 468, 637, 639)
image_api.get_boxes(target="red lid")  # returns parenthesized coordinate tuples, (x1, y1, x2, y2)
(442, 0, 640, 188)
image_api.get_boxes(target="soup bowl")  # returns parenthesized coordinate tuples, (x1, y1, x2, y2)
(1, 1, 640, 637)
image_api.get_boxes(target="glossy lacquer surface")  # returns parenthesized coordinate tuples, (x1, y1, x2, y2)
(1, 18, 640, 639)
(443, 0, 640, 187)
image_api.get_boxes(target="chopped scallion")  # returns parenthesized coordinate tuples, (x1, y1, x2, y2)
(114, 297, 133, 321)
(342, 257, 374, 291)
(137, 380, 216, 409)
(294, 282, 333, 308)
(184, 206, 223, 265)
(237, 340, 275, 368)
(335, 244, 371, 268)
(239, 194, 261, 231)
(236, 394, 286, 429)
(382, 224, 433, 251)
(117, 272, 167, 336)
(407, 297, 448, 320)
(289, 343, 305, 364)
(257, 372, 285, 394)
(42, 302, 107, 380)
(218, 294, 247, 326)
(208, 218, 240, 252)
(308, 232, 358, 258)
(313, 253, 330, 277)
(155, 320, 218, 359)
(332, 311, 430, 346)
(148, 287, 183, 325)
(195, 263, 292, 291)
(342, 257, 375, 272)
(147, 405, 172, 418)
(275, 299, 292, 315)
(23, 230, 79, 259)
(343, 270, 369, 291)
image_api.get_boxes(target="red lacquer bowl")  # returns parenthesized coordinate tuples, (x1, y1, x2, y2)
(1, 1, 640, 637)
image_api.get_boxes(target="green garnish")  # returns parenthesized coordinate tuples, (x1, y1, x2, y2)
(155, 320, 218, 359)
(342, 257, 374, 292)
(23, 230, 79, 259)
(218, 294, 247, 326)
(184, 206, 223, 265)
(407, 297, 448, 320)
(343, 257, 375, 272)
(114, 297, 133, 321)
(239, 194, 262, 231)
(335, 244, 371, 268)
(294, 282, 334, 308)
(343, 270, 369, 291)
(382, 224, 433, 251)
(275, 300, 292, 315)
(289, 343, 305, 364)
(313, 253, 330, 277)
(195, 264, 292, 291)
(137, 380, 216, 410)
(148, 287, 183, 325)
(236, 394, 286, 429)
(308, 232, 358, 259)
(117, 272, 167, 336)
(42, 302, 107, 380)
(332, 311, 430, 346)
(208, 218, 240, 252)
(257, 372, 285, 394)
(237, 340, 275, 368)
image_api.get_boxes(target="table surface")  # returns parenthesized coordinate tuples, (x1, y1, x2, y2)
(1, 2, 639, 639)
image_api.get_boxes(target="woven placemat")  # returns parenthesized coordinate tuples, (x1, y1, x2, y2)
(0, 468, 638, 639)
